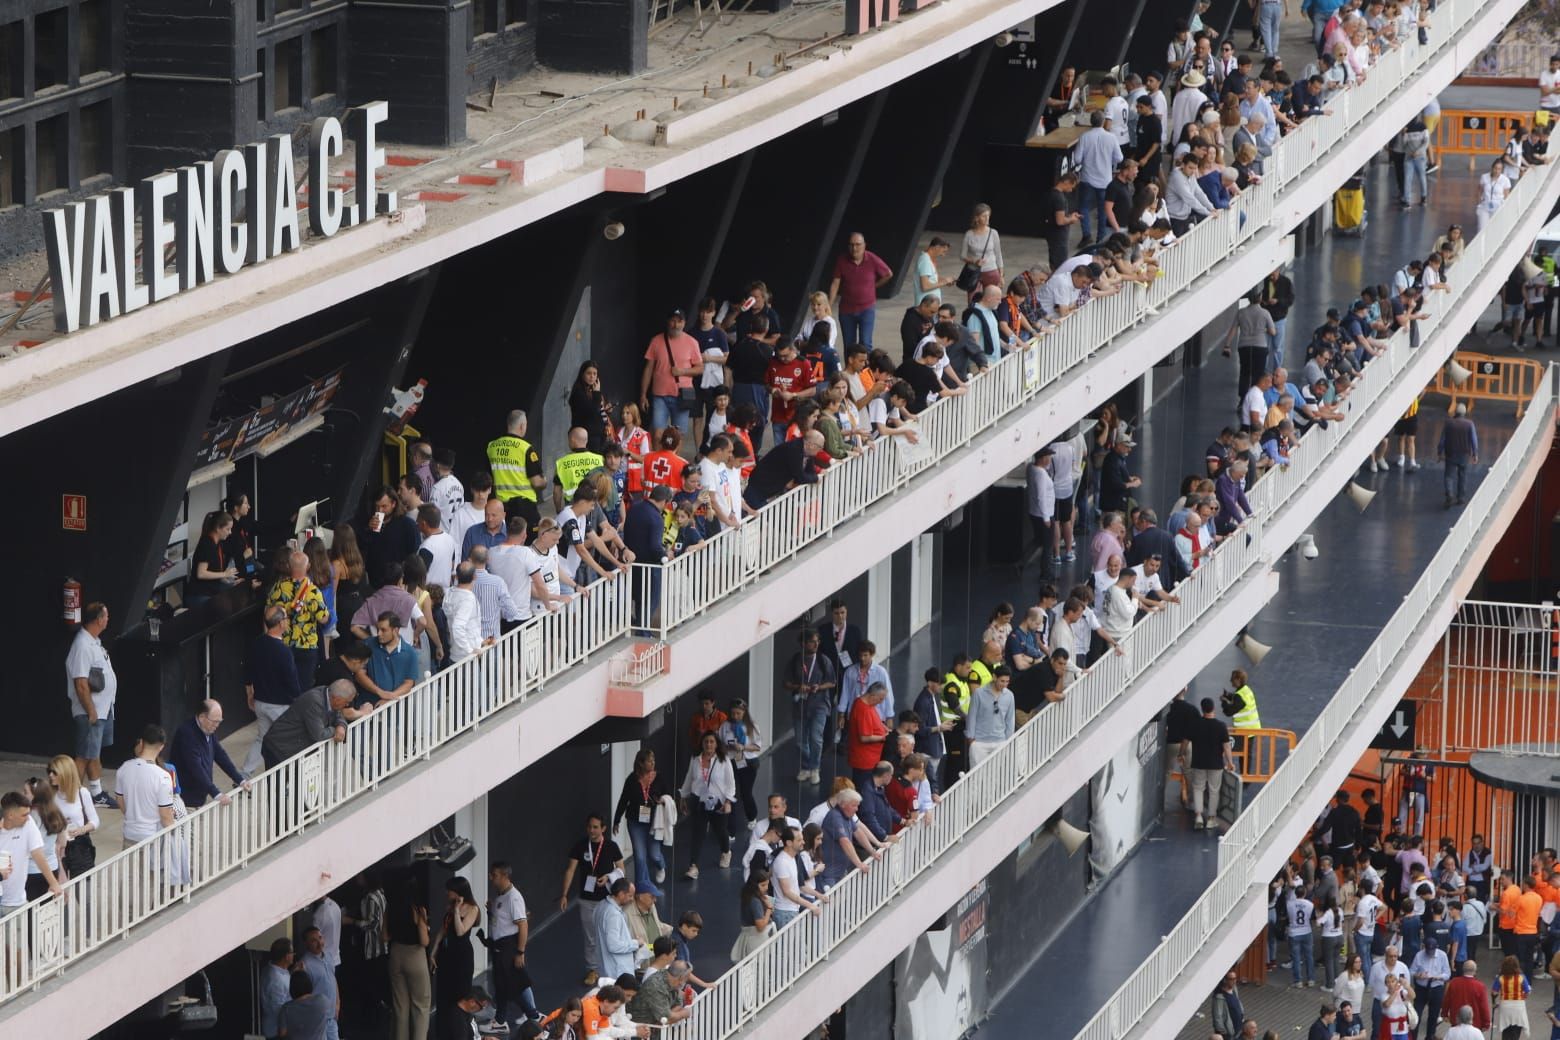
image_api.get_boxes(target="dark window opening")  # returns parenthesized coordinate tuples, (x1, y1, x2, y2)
(0, 126, 24, 207)
(255, 47, 267, 121)
(36, 112, 68, 196)
(309, 25, 337, 98)
(274, 35, 301, 111)
(0, 23, 21, 100)
(277, 0, 302, 13)
(256, 0, 268, 23)
(472, 0, 496, 36)
(35, 7, 70, 91)
(81, 100, 111, 180)
(79, 0, 109, 77)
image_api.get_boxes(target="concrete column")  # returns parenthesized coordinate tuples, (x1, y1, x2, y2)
(456, 794, 489, 913)
(748, 635, 776, 747)
(909, 533, 936, 635)
(866, 556, 893, 654)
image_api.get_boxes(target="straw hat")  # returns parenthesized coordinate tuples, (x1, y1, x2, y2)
(1180, 69, 1207, 88)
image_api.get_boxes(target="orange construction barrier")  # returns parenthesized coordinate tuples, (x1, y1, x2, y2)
(1232, 727, 1296, 783)
(1433, 109, 1533, 165)
(1425, 351, 1544, 418)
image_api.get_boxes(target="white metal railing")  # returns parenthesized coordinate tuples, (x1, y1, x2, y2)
(0, 0, 1498, 1010)
(658, 514, 1269, 1040)
(1246, 150, 1560, 520)
(1072, 371, 1559, 1040)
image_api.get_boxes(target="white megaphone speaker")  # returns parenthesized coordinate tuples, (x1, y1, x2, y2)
(1446, 359, 1472, 386)
(1049, 819, 1091, 857)
(1237, 633, 1272, 666)
(1297, 533, 1319, 560)
(1346, 481, 1376, 513)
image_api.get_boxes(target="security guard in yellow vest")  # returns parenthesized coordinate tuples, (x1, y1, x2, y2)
(552, 427, 605, 512)
(942, 656, 976, 784)
(487, 409, 545, 504)
(1224, 669, 1261, 761)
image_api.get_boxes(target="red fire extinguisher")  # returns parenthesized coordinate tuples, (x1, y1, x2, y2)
(63, 577, 82, 625)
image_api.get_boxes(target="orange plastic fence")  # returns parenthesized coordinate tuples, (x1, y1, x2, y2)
(1433, 109, 1540, 159)
(1425, 351, 1544, 418)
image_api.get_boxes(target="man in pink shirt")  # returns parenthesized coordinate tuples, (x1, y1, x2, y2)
(640, 308, 704, 438)
(829, 232, 893, 351)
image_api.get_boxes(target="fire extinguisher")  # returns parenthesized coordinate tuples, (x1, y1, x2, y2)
(63, 577, 82, 625)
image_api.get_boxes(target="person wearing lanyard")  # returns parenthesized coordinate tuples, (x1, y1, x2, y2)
(680, 733, 736, 881)
(816, 599, 862, 675)
(558, 815, 625, 988)
(836, 642, 893, 739)
(785, 631, 837, 785)
(611, 749, 667, 889)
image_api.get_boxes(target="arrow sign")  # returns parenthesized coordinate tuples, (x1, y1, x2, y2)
(1370, 700, 1416, 751)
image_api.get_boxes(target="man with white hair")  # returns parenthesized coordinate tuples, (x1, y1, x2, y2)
(1444, 1003, 1481, 1040)
(1438, 403, 1479, 508)
(819, 788, 882, 889)
(1367, 944, 1411, 1036)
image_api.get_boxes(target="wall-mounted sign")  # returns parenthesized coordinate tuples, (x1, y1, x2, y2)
(43, 102, 398, 335)
(62, 494, 87, 531)
(192, 367, 344, 468)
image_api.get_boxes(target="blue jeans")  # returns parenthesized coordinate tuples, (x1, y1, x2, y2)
(839, 308, 876, 350)
(627, 820, 664, 888)
(1311, 11, 1331, 54)
(1289, 930, 1314, 984)
(1267, 318, 1286, 373)
(797, 706, 830, 772)
(1404, 155, 1429, 205)
(1259, 1, 1282, 56)
(1079, 182, 1109, 242)
(772, 906, 799, 930)
(651, 395, 691, 437)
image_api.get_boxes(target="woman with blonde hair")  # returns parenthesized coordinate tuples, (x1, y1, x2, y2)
(800, 291, 839, 350)
(48, 755, 98, 877)
(962, 204, 1005, 292)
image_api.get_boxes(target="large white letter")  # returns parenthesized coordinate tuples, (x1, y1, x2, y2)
(349, 101, 394, 220)
(175, 161, 216, 290)
(80, 194, 120, 326)
(308, 116, 343, 237)
(214, 149, 247, 275)
(243, 141, 269, 266)
(136, 171, 180, 303)
(110, 188, 150, 314)
(42, 202, 85, 333)
(269, 134, 300, 255)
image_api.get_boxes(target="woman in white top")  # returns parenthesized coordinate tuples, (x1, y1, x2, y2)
(678, 732, 736, 880)
(1332, 952, 1366, 1023)
(962, 204, 1004, 291)
(49, 756, 98, 878)
(25, 780, 68, 900)
(1133, 183, 1177, 244)
(799, 292, 839, 349)
(1476, 157, 1511, 232)
(718, 700, 764, 841)
(1316, 895, 1345, 990)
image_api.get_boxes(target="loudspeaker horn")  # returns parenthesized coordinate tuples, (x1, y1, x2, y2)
(1237, 633, 1272, 666)
(1446, 359, 1472, 386)
(1297, 533, 1319, 560)
(1346, 481, 1376, 513)
(1050, 819, 1091, 856)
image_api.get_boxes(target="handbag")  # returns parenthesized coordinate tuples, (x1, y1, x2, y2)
(87, 666, 105, 693)
(955, 234, 992, 293)
(664, 335, 699, 406)
(176, 972, 219, 1030)
(62, 789, 96, 876)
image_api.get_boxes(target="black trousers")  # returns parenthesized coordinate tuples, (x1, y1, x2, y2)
(1237, 345, 1269, 395)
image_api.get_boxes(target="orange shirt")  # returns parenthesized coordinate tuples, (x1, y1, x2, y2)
(732, 427, 755, 479)
(1515, 889, 1543, 934)
(580, 995, 613, 1036)
(1499, 884, 1521, 929)
(847, 697, 887, 770)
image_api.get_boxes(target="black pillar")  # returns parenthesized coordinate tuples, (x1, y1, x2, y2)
(537, 0, 648, 75)
(347, 0, 467, 145)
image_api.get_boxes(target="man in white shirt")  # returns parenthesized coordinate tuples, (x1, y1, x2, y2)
(1243, 373, 1272, 431)
(770, 826, 822, 928)
(414, 504, 457, 589)
(447, 474, 493, 556)
(750, 794, 803, 842)
(488, 860, 538, 1029)
(1037, 261, 1094, 319)
(698, 436, 741, 529)
(1367, 944, 1411, 1022)
(1354, 877, 1384, 962)
(1542, 54, 1560, 116)
(487, 517, 537, 616)
(429, 449, 465, 531)
(0, 791, 62, 910)
(116, 725, 176, 849)
(1027, 447, 1056, 575)
(1101, 76, 1131, 147)
(444, 563, 485, 661)
(1100, 568, 1139, 642)
(67, 602, 118, 805)
(1132, 555, 1180, 606)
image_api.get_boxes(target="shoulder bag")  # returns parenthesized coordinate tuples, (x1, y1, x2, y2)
(62, 788, 97, 875)
(956, 234, 991, 293)
(664, 335, 699, 407)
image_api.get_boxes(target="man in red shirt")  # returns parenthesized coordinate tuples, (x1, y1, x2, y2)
(640, 309, 704, 440)
(847, 683, 890, 789)
(829, 232, 893, 352)
(764, 339, 816, 447)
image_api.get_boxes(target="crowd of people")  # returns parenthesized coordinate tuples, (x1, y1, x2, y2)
(1202, 784, 1560, 1040)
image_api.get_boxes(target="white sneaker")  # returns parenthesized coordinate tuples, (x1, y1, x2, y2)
(796, 771, 810, 782)
(684, 865, 699, 880)
(653, 868, 665, 884)
(1407, 460, 1419, 471)
(1367, 460, 1379, 473)
(718, 851, 732, 869)
(809, 770, 821, 783)
(1396, 454, 1405, 467)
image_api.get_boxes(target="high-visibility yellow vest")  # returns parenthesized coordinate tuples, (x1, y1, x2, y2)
(487, 435, 538, 502)
(554, 450, 603, 500)
(967, 659, 994, 692)
(941, 672, 972, 720)
(1230, 684, 1261, 729)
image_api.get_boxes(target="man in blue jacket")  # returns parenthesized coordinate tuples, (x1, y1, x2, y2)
(1302, 0, 1345, 56)
(166, 699, 249, 807)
